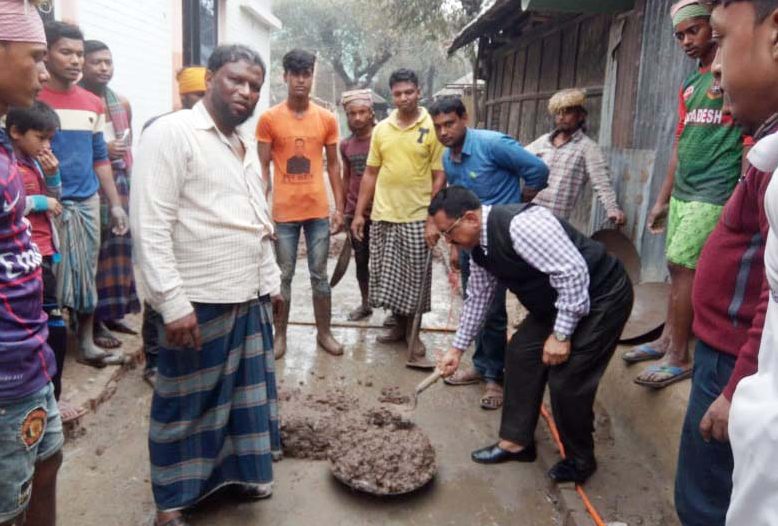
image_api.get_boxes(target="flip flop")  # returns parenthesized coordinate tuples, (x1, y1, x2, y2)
(622, 344, 665, 364)
(634, 364, 692, 389)
(103, 320, 138, 335)
(58, 400, 87, 424)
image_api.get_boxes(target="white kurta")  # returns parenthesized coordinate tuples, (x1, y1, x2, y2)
(727, 132, 778, 525)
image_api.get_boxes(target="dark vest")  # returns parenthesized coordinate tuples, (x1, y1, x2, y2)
(471, 204, 623, 323)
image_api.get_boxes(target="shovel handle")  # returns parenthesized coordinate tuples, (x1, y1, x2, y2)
(415, 370, 442, 395)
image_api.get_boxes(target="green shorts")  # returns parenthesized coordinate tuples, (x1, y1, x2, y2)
(665, 197, 723, 269)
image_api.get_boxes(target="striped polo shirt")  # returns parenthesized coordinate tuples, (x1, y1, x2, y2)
(38, 84, 110, 200)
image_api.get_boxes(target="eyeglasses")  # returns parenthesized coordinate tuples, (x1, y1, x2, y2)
(441, 215, 464, 239)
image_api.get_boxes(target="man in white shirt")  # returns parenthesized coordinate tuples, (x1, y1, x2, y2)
(131, 45, 282, 526)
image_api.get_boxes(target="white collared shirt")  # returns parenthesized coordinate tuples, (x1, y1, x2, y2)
(130, 101, 280, 323)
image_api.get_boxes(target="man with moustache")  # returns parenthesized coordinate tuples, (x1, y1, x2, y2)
(0, 3, 63, 525)
(131, 45, 282, 526)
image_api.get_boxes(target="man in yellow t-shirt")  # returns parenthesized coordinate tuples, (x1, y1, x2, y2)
(257, 48, 345, 360)
(352, 68, 445, 369)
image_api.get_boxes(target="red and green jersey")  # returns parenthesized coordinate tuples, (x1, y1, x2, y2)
(673, 67, 750, 205)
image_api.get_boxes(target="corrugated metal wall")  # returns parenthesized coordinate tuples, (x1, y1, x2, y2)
(630, 0, 696, 280)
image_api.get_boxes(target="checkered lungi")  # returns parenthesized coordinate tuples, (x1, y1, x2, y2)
(368, 220, 431, 316)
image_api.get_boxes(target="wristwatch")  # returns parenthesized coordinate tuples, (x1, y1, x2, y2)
(553, 331, 569, 343)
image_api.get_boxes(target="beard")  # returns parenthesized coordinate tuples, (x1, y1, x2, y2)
(212, 94, 254, 128)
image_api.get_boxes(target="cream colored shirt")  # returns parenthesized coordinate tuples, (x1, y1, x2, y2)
(130, 101, 280, 323)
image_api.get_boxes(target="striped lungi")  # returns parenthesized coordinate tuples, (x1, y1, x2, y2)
(368, 220, 431, 316)
(95, 166, 140, 320)
(55, 194, 101, 313)
(149, 297, 281, 512)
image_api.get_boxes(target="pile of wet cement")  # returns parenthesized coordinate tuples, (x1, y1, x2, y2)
(279, 387, 436, 494)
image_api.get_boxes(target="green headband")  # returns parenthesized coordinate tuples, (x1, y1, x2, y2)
(673, 4, 710, 27)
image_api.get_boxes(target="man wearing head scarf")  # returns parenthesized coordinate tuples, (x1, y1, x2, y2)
(624, 1, 752, 390)
(177, 66, 207, 110)
(526, 88, 624, 225)
(339, 89, 376, 321)
(0, 4, 64, 524)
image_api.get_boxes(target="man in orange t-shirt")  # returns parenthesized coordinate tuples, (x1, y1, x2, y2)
(257, 48, 345, 360)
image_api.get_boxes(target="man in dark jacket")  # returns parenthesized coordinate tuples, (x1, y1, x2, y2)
(433, 185, 633, 483)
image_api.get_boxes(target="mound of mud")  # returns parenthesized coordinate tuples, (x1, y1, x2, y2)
(279, 387, 437, 495)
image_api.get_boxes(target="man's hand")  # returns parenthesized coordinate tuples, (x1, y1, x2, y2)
(424, 216, 440, 248)
(607, 209, 627, 227)
(37, 149, 59, 176)
(47, 198, 63, 216)
(351, 214, 366, 242)
(449, 245, 460, 272)
(542, 335, 571, 366)
(110, 205, 129, 235)
(165, 311, 201, 350)
(107, 140, 128, 161)
(437, 347, 463, 378)
(330, 210, 344, 235)
(700, 394, 731, 443)
(647, 202, 669, 234)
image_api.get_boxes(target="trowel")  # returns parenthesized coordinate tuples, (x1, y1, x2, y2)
(407, 370, 442, 410)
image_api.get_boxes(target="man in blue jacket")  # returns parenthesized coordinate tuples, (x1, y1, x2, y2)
(430, 96, 549, 409)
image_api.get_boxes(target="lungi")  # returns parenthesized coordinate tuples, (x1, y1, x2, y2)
(149, 297, 281, 512)
(55, 194, 101, 313)
(95, 164, 139, 320)
(368, 220, 431, 316)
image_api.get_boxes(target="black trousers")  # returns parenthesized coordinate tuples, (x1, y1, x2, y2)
(499, 273, 633, 467)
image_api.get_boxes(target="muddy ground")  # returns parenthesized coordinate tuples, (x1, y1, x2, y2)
(57, 251, 677, 525)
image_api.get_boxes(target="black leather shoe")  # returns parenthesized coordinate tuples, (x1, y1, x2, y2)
(471, 443, 537, 464)
(548, 458, 597, 483)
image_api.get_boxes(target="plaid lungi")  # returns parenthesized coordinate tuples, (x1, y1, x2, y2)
(95, 165, 139, 320)
(55, 194, 101, 313)
(149, 297, 281, 512)
(368, 220, 431, 316)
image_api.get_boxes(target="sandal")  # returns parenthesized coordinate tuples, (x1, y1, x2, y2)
(58, 400, 87, 423)
(443, 367, 484, 386)
(622, 344, 665, 365)
(480, 382, 503, 410)
(634, 364, 692, 389)
(347, 305, 373, 321)
(104, 319, 138, 335)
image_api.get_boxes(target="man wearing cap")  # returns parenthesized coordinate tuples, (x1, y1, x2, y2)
(624, 1, 751, 389)
(177, 66, 207, 110)
(340, 89, 376, 321)
(526, 88, 625, 225)
(0, 4, 64, 524)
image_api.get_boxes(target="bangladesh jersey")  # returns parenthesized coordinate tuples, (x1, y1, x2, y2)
(674, 67, 748, 205)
